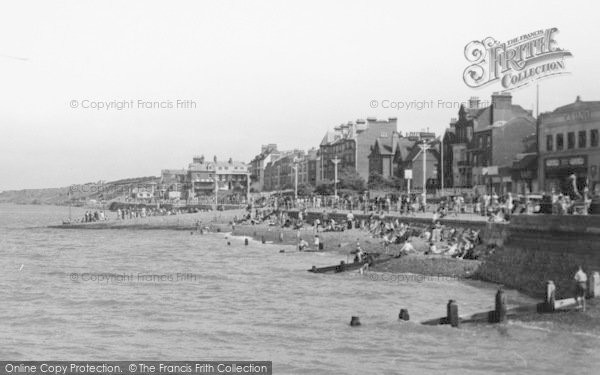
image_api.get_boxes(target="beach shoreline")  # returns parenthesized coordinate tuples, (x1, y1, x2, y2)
(49, 209, 484, 279)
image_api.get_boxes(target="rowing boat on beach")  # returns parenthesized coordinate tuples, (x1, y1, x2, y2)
(308, 254, 392, 274)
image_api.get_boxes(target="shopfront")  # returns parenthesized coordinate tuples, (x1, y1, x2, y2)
(538, 97, 600, 196)
(542, 155, 588, 194)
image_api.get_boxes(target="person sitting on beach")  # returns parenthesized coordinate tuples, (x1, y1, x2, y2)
(298, 239, 309, 251)
(445, 241, 459, 257)
(382, 233, 392, 253)
(426, 242, 442, 255)
(399, 240, 415, 257)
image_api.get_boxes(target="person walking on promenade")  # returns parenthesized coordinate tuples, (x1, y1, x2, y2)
(574, 266, 588, 311)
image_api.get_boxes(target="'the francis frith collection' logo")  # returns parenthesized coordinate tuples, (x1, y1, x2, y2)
(463, 28, 573, 91)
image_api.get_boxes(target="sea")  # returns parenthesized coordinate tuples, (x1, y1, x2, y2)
(0, 204, 599, 374)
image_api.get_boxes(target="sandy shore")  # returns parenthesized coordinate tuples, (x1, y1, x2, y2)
(220, 222, 481, 277)
(51, 213, 483, 278)
(50, 209, 246, 230)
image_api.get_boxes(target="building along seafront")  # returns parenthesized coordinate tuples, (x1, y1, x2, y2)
(538, 96, 600, 195)
(319, 117, 398, 183)
(160, 155, 250, 201)
(443, 93, 536, 195)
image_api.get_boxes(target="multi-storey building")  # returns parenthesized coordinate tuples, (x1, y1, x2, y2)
(401, 140, 440, 190)
(510, 134, 538, 195)
(306, 148, 319, 187)
(368, 131, 439, 190)
(249, 144, 280, 191)
(538, 96, 600, 195)
(263, 150, 305, 191)
(443, 93, 535, 193)
(162, 155, 250, 200)
(295, 148, 319, 187)
(159, 169, 187, 199)
(319, 117, 397, 182)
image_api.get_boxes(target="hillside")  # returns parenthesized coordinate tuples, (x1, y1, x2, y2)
(0, 176, 160, 206)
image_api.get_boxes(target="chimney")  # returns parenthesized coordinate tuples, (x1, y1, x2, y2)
(491, 92, 512, 110)
(469, 96, 480, 109)
(213, 155, 217, 162)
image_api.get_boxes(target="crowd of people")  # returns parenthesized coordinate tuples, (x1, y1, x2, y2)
(115, 206, 188, 220)
(231, 203, 489, 260)
(81, 210, 108, 222)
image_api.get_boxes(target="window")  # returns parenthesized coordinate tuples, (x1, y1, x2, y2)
(556, 133, 564, 150)
(486, 135, 491, 147)
(592, 129, 599, 147)
(578, 131, 587, 148)
(567, 132, 575, 149)
(546, 135, 553, 151)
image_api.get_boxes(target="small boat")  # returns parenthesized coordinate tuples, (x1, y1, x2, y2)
(308, 254, 391, 274)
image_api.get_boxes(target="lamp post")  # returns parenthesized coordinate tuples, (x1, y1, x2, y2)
(331, 157, 341, 199)
(441, 136, 444, 195)
(246, 171, 250, 204)
(293, 159, 299, 201)
(214, 176, 219, 210)
(418, 142, 430, 207)
(277, 164, 281, 195)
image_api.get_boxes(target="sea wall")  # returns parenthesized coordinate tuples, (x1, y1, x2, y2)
(476, 215, 600, 298)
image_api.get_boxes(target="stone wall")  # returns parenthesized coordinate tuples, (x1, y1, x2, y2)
(475, 215, 600, 298)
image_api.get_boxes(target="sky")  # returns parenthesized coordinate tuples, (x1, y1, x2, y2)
(1, 0, 600, 190)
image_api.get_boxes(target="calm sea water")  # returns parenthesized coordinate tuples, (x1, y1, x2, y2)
(1, 204, 599, 374)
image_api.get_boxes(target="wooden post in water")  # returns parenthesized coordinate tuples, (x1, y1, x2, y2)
(399, 309, 410, 321)
(447, 300, 459, 328)
(545, 280, 556, 312)
(494, 288, 507, 323)
(588, 272, 600, 298)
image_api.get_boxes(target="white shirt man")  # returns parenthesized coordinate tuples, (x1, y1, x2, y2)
(400, 241, 415, 255)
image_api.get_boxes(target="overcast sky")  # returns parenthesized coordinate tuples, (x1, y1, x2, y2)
(1, 0, 599, 190)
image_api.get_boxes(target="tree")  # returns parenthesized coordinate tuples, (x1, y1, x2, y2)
(368, 172, 401, 190)
(315, 180, 334, 195)
(338, 168, 366, 192)
(368, 172, 389, 190)
(297, 183, 314, 197)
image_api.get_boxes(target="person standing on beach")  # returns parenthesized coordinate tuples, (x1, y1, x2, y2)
(574, 266, 588, 311)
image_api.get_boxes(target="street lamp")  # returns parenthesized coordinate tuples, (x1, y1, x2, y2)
(331, 157, 341, 198)
(292, 159, 299, 201)
(213, 175, 219, 209)
(246, 171, 250, 204)
(418, 141, 430, 207)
